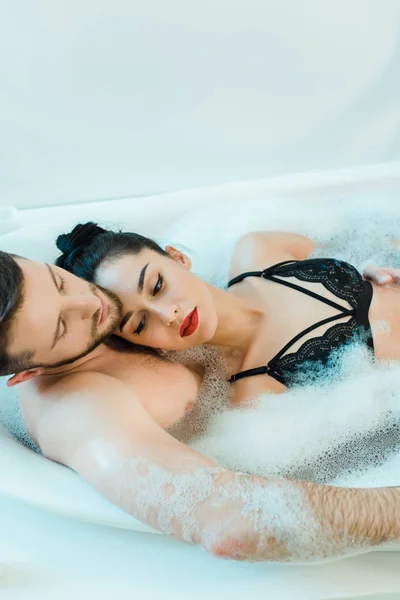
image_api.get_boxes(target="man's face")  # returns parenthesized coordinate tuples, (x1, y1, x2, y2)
(9, 258, 123, 372)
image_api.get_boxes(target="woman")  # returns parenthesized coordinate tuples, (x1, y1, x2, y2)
(55, 223, 400, 405)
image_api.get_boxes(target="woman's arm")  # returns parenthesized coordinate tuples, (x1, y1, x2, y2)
(36, 372, 400, 562)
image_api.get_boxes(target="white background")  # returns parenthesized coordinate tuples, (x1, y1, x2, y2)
(1, 0, 400, 209)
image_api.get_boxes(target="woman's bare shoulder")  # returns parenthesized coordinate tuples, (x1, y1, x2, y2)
(228, 231, 309, 281)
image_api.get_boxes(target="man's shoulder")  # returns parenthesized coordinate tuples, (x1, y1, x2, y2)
(30, 368, 118, 397)
(20, 369, 124, 445)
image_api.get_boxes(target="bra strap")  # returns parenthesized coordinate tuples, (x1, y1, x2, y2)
(227, 259, 298, 288)
(270, 309, 355, 363)
(229, 309, 355, 384)
(264, 274, 350, 312)
(229, 365, 286, 385)
(229, 260, 350, 312)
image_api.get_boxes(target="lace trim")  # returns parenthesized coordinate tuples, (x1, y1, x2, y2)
(268, 317, 359, 370)
(272, 259, 363, 308)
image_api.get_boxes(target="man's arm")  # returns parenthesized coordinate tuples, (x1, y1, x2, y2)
(35, 372, 400, 562)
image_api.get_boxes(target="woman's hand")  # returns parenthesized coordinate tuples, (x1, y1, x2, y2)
(363, 265, 400, 286)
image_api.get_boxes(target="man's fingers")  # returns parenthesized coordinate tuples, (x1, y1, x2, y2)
(382, 267, 400, 282)
(363, 265, 400, 285)
(373, 267, 400, 283)
(363, 266, 393, 285)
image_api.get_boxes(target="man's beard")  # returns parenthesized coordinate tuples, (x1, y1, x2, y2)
(41, 284, 124, 370)
(90, 283, 123, 339)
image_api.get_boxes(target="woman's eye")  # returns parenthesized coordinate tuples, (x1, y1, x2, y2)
(153, 274, 164, 296)
(134, 316, 146, 335)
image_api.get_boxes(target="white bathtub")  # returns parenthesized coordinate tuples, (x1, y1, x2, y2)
(1, 163, 400, 599)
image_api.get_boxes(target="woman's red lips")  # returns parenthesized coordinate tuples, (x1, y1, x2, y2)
(180, 308, 199, 337)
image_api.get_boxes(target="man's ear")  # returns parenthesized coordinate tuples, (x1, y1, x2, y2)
(165, 245, 192, 270)
(7, 368, 44, 387)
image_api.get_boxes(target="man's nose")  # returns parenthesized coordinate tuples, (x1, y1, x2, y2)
(62, 294, 102, 320)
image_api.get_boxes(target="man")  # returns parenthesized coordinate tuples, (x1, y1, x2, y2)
(1, 250, 399, 562)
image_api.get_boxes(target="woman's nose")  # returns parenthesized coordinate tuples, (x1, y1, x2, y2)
(158, 305, 179, 326)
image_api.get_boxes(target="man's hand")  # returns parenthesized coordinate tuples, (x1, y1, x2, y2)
(363, 265, 400, 286)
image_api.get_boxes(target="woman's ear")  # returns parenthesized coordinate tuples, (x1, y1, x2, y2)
(165, 245, 192, 270)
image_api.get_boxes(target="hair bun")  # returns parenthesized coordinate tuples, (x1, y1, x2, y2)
(56, 222, 107, 257)
(55, 222, 108, 271)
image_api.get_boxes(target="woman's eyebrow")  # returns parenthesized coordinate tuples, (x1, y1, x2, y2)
(119, 262, 150, 331)
(119, 310, 134, 332)
(137, 262, 150, 294)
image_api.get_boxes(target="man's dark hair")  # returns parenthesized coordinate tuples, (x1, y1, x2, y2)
(0, 251, 33, 376)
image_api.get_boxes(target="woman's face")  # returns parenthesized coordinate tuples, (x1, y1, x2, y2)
(95, 247, 219, 350)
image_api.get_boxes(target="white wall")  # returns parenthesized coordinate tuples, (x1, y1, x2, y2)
(1, 0, 400, 209)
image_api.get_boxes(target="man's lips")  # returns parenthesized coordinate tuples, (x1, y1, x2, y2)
(180, 307, 199, 337)
(98, 296, 109, 326)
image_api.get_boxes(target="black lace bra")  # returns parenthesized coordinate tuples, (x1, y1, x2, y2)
(227, 258, 375, 387)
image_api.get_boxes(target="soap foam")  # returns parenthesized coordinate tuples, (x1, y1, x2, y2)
(81, 441, 372, 562)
